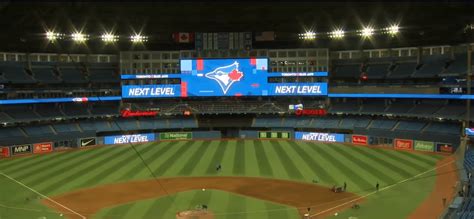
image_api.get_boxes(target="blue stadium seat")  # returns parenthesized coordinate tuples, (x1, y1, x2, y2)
(365, 63, 390, 79)
(58, 66, 88, 83)
(360, 100, 386, 114)
(423, 122, 460, 135)
(0, 127, 26, 138)
(369, 119, 397, 130)
(22, 125, 55, 137)
(386, 62, 418, 79)
(412, 55, 449, 78)
(395, 121, 427, 132)
(31, 64, 61, 84)
(89, 68, 120, 83)
(0, 62, 36, 84)
(52, 123, 81, 133)
(332, 64, 361, 78)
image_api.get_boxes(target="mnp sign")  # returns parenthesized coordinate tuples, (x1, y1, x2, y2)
(11, 144, 32, 156)
(295, 132, 344, 142)
(104, 133, 155, 145)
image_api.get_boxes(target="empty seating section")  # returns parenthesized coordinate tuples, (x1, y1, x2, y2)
(369, 119, 397, 130)
(366, 63, 390, 79)
(386, 62, 417, 79)
(408, 100, 445, 116)
(58, 67, 88, 83)
(411, 55, 448, 78)
(22, 125, 55, 137)
(0, 112, 13, 123)
(338, 118, 357, 129)
(385, 100, 414, 114)
(36, 104, 64, 118)
(443, 54, 467, 75)
(0, 62, 35, 83)
(332, 64, 360, 78)
(360, 100, 386, 114)
(395, 121, 427, 132)
(313, 118, 340, 129)
(423, 122, 460, 135)
(0, 127, 25, 138)
(3, 106, 40, 121)
(63, 103, 90, 117)
(90, 103, 119, 115)
(52, 123, 80, 133)
(434, 104, 466, 119)
(330, 100, 360, 113)
(31, 64, 61, 83)
(354, 118, 371, 129)
(89, 68, 119, 83)
(282, 117, 297, 127)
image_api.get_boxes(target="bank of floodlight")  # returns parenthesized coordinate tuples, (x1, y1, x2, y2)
(130, 34, 148, 43)
(329, 29, 345, 39)
(45, 31, 64, 41)
(384, 25, 400, 35)
(71, 32, 89, 42)
(359, 26, 374, 38)
(101, 33, 119, 43)
(298, 31, 316, 40)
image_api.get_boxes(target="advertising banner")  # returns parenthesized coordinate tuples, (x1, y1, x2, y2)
(466, 128, 474, 136)
(295, 132, 345, 142)
(258, 131, 290, 139)
(394, 139, 414, 150)
(436, 143, 454, 153)
(159, 132, 193, 140)
(352, 135, 368, 145)
(414, 140, 435, 152)
(0, 147, 9, 158)
(80, 138, 96, 147)
(33, 142, 53, 154)
(10, 144, 32, 156)
(104, 133, 155, 145)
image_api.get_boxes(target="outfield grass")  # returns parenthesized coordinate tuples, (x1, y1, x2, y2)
(0, 140, 443, 219)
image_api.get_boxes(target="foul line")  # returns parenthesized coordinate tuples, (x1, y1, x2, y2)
(310, 159, 455, 218)
(0, 172, 87, 219)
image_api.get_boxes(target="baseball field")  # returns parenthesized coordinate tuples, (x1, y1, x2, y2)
(0, 140, 455, 219)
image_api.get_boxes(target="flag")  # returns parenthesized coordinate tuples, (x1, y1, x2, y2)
(173, 32, 194, 43)
(255, 31, 275, 41)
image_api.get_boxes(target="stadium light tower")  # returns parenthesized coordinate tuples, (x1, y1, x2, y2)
(101, 33, 119, 43)
(329, 29, 345, 39)
(71, 32, 89, 42)
(130, 34, 148, 43)
(360, 27, 374, 38)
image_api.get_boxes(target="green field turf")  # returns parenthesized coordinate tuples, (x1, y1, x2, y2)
(0, 140, 443, 219)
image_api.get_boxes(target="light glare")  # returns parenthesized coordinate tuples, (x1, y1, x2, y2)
(130, 34, 148, 43)
(71, 32, 88, 42)
(101, 33, 118, 42)
(330, 29, 344, 39)
(360, 27, 374, 37)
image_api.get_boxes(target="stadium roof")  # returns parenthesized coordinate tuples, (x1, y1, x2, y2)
(0, 2, 472, 53)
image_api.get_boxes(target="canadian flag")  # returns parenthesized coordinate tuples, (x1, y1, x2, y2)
(173, 32, 194, 43)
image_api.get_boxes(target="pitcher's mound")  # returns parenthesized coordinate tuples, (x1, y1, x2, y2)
(176, 210, 214, 219)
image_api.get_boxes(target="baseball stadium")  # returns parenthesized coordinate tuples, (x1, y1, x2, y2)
(0, 2, 473, 219)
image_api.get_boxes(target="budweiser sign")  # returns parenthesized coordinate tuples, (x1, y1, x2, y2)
(394, 139, 413, 150)
(352, 135, 368, 145)
(295, 109, 327, 116)
(121, 109, 158, 118)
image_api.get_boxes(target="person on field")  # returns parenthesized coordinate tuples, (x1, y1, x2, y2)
(343, 182, 347, 191)
(216, 164, 222, 172)
(376, 182, 379, 191)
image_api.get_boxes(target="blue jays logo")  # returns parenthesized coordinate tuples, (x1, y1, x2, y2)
(205, 61, 244, 94)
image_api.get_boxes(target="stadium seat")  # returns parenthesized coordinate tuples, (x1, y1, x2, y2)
(0, 62, 36, 84)
(31, 64, 61, 84)
(386, 62, 418, 79)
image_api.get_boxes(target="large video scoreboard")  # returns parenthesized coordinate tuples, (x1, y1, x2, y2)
(121, 58, 328, 98)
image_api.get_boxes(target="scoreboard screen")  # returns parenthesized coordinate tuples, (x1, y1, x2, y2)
(122, 58, 328, 98)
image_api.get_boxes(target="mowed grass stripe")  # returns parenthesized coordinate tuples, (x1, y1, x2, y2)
(269, 141, 304, 179)
(21, 147, 113, 186)
(179, 141, 212, 175)
(232, 140, 246, 175)
(252, 140, 274, 176)
(154, 141, 196, 176)
(329, 144, 398, 184)
(162, 141, 205, 176)
(395, 150, 438, 166)
(6, 148, 95, 179)
(39, 145, 131, 194)
(374, 149, 429, 172)
(0, 151, 66, 173)
(346, 145, 414, 178)
(142, 194, 176, 219)
(265, 202, 290, 219)
(243, 140, 260, 176)
(120, 141, 179, 180)
(224, 192, 247, 219)
(286, 141, 337, 184)
(82, 142, 172, 186)
(306, 142, 373, 191)
(101, 203, 134, 219)
(206, 141, 228, 174)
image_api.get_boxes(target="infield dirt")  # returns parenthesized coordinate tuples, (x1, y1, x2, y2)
(44, 176, 361, 219)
